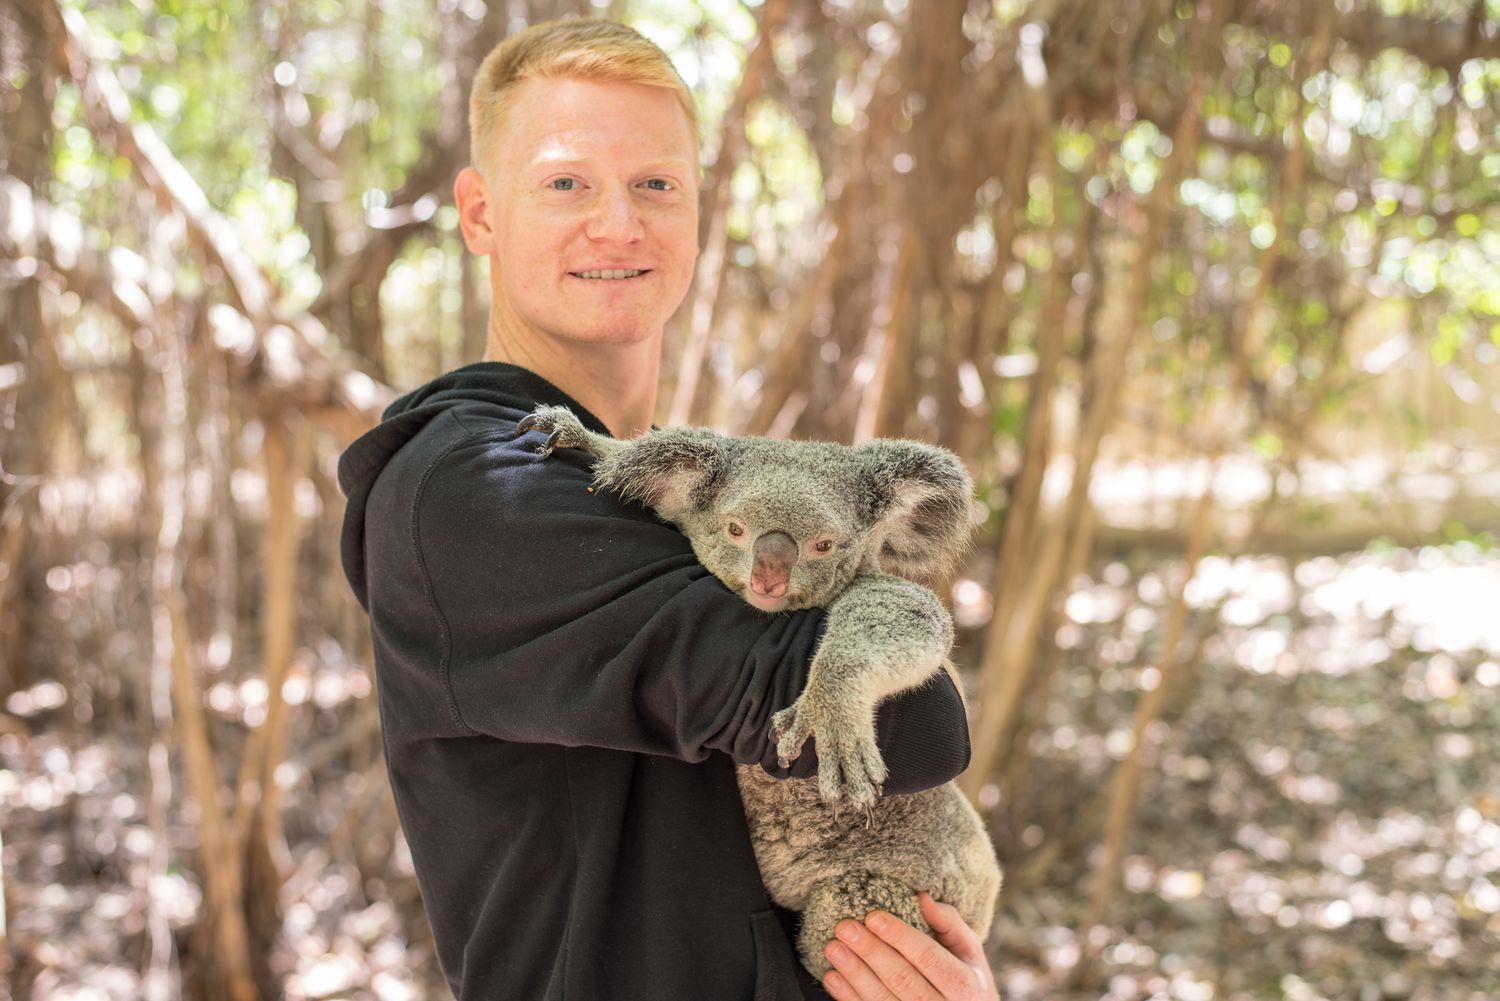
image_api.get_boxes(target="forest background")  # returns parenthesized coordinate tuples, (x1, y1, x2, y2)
(2, 0, 1499, 998)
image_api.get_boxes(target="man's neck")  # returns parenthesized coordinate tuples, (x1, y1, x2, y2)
(484, 325, 660, 440)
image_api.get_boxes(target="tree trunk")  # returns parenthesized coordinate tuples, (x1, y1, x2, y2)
(169, 599, 259, 1001)
(963, 1, 1213, 800)
(0, 0, 56, 700)
(1076, 15, 1331, 962)
(666, 0, 788, 427)
(234, 408, 309, 997)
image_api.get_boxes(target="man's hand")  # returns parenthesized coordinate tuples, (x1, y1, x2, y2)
(821, 892, 998, 1001)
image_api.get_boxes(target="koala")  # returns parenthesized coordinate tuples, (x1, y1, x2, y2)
(516, 405, 1002, 978)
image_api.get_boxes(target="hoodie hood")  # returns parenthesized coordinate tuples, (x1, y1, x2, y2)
(337, 361, 608, 608)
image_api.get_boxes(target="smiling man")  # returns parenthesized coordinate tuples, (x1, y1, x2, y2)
(459, 63, 700, 436)
(337, 19, 996, 1001)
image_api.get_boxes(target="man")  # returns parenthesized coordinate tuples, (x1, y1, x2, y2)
(338, 18, 998, 1001)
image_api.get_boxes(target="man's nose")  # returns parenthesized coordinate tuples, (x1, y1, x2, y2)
(584, 185, 644, 243)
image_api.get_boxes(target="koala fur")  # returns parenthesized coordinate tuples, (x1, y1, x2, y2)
(517, 405, 1002, 978)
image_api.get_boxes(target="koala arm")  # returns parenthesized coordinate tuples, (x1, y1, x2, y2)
(770, 573, 960, 804)
(766, 662, 971, 795)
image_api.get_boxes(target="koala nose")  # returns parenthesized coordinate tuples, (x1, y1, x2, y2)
(750, 531, 797, 598)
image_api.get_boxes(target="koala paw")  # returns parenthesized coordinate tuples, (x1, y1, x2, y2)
(771, 690, 888, 809)
(515, 405, 590, 458)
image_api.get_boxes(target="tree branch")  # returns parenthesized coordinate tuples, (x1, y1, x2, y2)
(40, 2, 393, 432)
(307, 0, 507, 329)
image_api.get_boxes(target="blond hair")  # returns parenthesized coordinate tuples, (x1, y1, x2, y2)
(468, 18, 698, 173)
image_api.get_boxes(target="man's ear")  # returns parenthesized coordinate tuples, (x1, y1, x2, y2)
(593, 429, 729, 522)
(854, 440, 974, 586)
(454, 166, 496, 254)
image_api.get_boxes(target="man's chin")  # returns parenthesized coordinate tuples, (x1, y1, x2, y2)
(556, 320, 661, 347)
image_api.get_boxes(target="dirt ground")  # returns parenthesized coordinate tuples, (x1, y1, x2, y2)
(3, 544, 1497, 1000)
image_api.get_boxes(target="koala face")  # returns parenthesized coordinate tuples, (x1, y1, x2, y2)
(676, 442, 870, 613)
(591, 427, 974, 615)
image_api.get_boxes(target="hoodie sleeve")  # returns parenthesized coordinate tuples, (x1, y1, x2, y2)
(361, 410, 969, 791)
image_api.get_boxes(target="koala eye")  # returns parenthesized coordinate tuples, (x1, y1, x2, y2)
(727, 520, 745, 539)
(809, 537, 838, 558)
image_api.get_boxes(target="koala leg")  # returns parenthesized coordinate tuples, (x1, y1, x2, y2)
(515, 405, 620, 459)
(796, 870, 926, 980)
(772, 573, 954, 805)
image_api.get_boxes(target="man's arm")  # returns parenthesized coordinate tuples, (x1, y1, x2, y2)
(366, 414, 968, 787)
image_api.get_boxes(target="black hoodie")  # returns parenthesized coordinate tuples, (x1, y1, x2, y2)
(338, 362, 972, 1001)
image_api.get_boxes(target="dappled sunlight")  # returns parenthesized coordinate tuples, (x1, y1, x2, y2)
(1307, 550, 1500, 655)
(991, 542, 1500, 999)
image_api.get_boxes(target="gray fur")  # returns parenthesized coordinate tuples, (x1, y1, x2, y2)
(517, 405, 1002, 978)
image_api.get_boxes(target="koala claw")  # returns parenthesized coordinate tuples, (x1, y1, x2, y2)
(774, 690, 890, 808)
(516, 406, 589, 458)
(540, 428, 569, 458)
(824, 754, 881, 809)
(822, 726, 889, 809)
(770, 701, 815, 766)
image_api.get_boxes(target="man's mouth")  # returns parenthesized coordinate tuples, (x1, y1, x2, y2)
(570, 268, 650, 280)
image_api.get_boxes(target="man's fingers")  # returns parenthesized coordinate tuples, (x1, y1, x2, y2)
(917, 893, 964, 936)
(866, 910, 961, 990)
(917, 892, 988, 968)
(866, 904, 991, 999)
(823, 902, 997, 1001)
(826, 919, 941, 1001)
(823, 949, 889, 1001)
(824, 937, 899, 1001)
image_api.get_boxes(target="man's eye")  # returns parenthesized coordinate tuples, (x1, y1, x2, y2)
(644, 178, 671, 191)
(550, 178, 577, 191)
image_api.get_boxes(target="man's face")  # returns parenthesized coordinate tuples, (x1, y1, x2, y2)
(459, 76, 700, 349)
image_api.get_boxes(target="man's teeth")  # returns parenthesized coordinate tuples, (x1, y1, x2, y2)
(574, 269, 644, 279)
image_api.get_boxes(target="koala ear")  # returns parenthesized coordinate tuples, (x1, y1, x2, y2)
(854, 439, 974, 586)
(593, 427, 729, 521)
